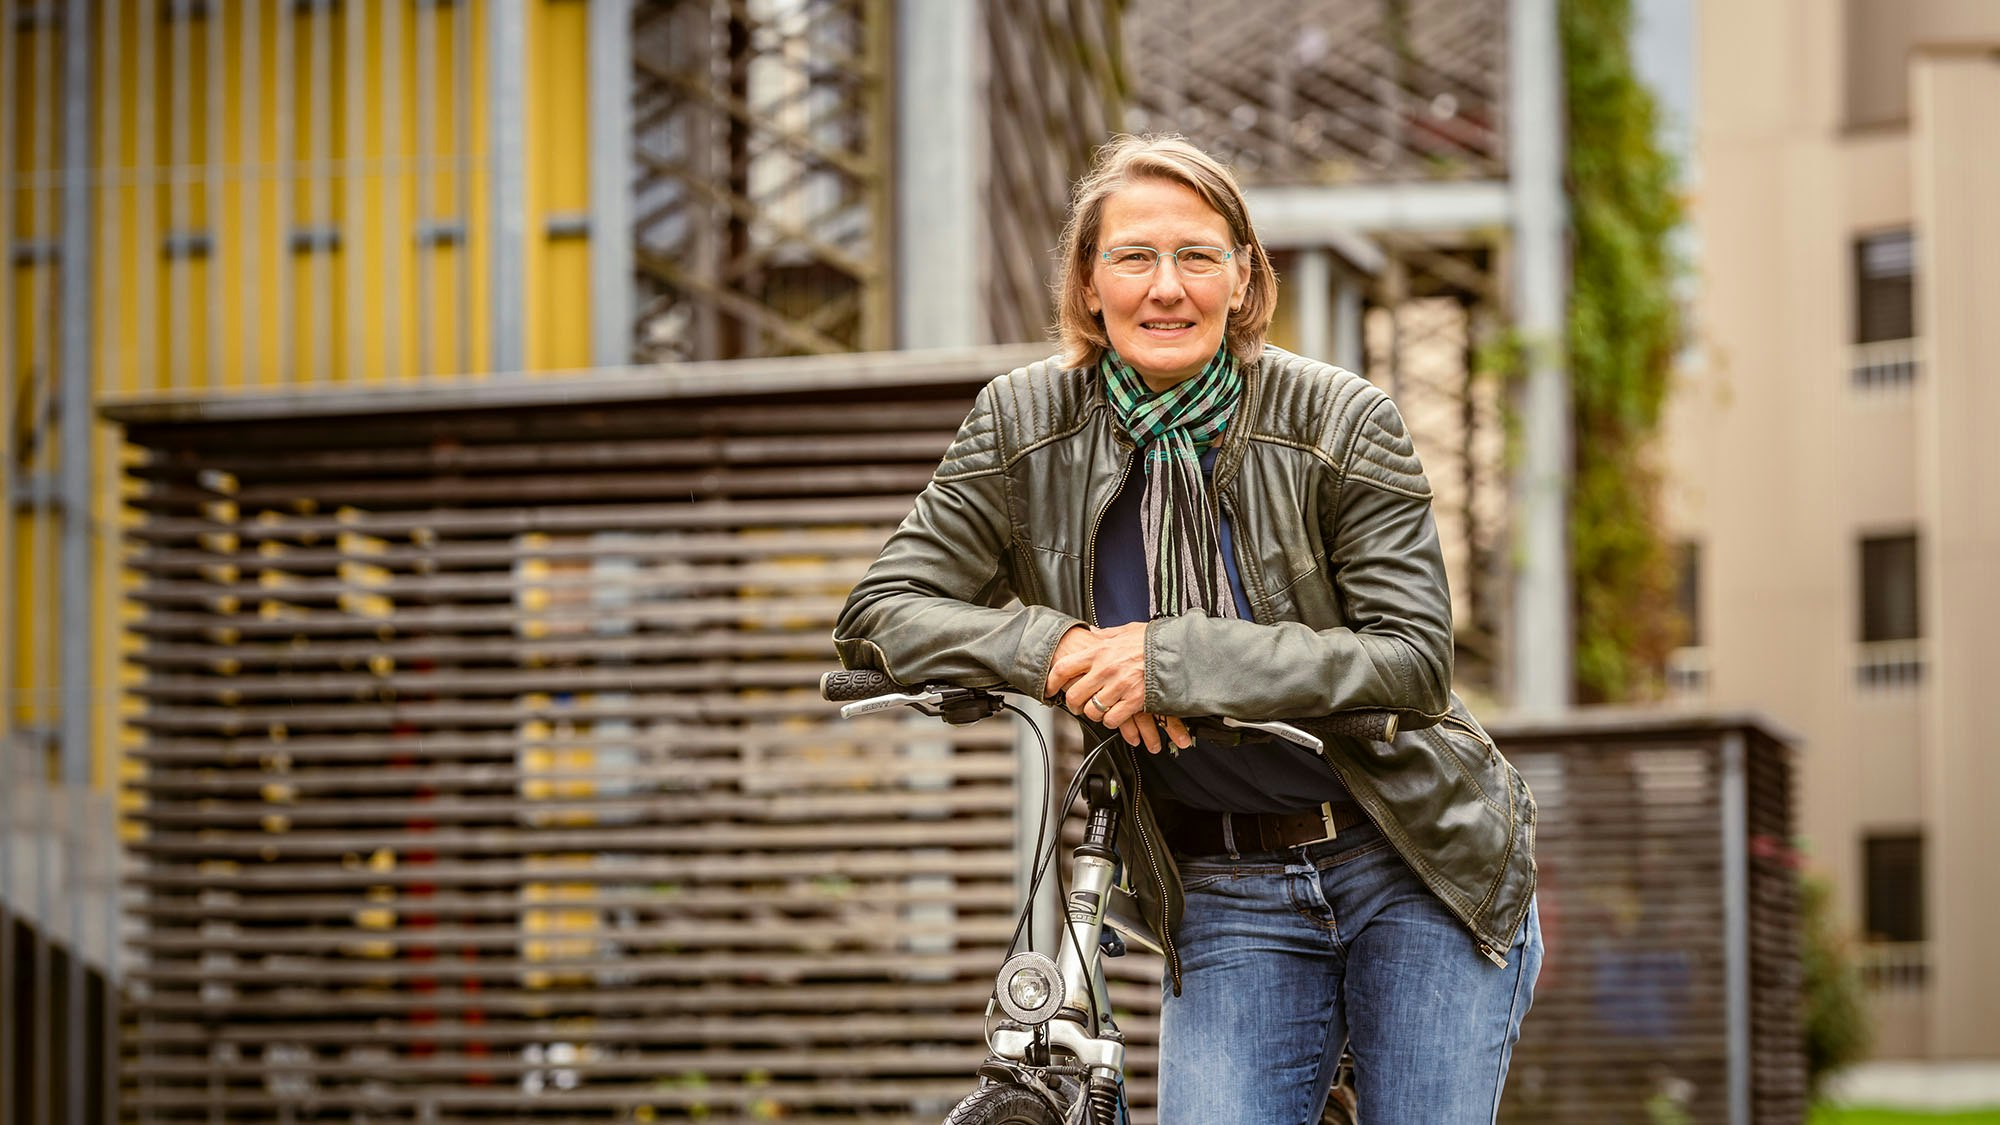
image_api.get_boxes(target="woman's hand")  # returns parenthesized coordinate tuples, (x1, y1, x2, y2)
(1045, 623, 1193, 754)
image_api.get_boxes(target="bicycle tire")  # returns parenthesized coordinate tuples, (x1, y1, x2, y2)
(942, 1082, 1063, 1125)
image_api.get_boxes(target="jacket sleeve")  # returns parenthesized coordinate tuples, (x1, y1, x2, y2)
(1141, 393, 1453, 726)
(831, 381, 1083, 694)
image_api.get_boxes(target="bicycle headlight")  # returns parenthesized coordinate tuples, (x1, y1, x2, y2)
(995, 951, 1064, 1025)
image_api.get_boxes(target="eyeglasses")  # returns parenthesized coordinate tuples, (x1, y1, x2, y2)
(1099, 245, 1234, 279)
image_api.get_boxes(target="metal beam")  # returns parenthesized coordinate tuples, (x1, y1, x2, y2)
(101, 343, 1058, 426)
(60, 11, 96, 1125)
(1245, 182, 1512, 244)
(894, 0, 983, 348)
(1720, 730, 1751, 1125)
(488, 0, 529, 373)
(59, 0, 95, 795)
(589, 0, 636, 367)
(0, 2, 19, 1114)
(1507, 0, 1572, 712)
(1333, 269, 1365, 375)
(1294, 247, 1332, 364)
(345, 0, 366, 382)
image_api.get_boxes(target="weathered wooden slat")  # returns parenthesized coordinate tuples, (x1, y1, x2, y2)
(127, 816, 1016, 859)
(134, 462, 938, 511)
(133, 753, 1019, 796)
(132, 685, 847, 725)
(121, 494, 919, 543)
(120, 1076, 987, 1111)
(128, 627, 854, 670)
(124, 1047, 992, 1081)
(131, 657, 855, 700)
(129, 595, 849, 639)
(131, 914, 1021, 956)
(127, 720, 1012, 764)
(129, 850, 1021, 891)
(127, 527, 897, 578)
(136, 883, 1020, 925)
(130, 429, 955, 483)
(129, 947, 1009, 986)
(134, 1012, 1003, 1046)
(124, 978, 997, 1018)
(129, 560, 872, 614)
(129, 786, 1019, 828)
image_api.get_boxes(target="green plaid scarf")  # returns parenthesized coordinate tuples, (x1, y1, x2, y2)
(1101, 349, 1243, 619)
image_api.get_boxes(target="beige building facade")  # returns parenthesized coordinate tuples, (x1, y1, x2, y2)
(1667, 0, 2000, 1059)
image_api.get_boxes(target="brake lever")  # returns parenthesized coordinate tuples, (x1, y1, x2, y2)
(1220, 717, 1324, 753)
(839, 690, 945, 719)
(841, 686, 1006, 725)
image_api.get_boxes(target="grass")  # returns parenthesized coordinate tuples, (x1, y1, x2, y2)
(1810, 1107, 2000, 1124)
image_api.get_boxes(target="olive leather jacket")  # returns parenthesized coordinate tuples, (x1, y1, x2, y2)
(833, 347, 1536, 990)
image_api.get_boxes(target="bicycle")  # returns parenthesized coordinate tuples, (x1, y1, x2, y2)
(820, 669, 1392, 1125)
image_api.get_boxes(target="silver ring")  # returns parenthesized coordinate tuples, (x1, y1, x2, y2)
(1089, 694, 1110, 713)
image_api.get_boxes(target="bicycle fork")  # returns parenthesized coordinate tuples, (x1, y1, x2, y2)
(989, 776, 1128, 1121)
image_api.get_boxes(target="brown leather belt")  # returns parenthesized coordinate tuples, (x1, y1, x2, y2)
(1162, 801, 1371, 856)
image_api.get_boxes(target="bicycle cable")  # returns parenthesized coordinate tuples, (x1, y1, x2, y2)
(996, 700, 1123, 1042)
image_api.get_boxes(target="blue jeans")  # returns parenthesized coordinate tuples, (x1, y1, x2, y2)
(1156, 816, 1541, 1125)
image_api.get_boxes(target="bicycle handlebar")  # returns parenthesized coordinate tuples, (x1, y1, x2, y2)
(818, 670, 1398, 743)
(820, 668, 907, 702)
(1288, 710, 1401, 743)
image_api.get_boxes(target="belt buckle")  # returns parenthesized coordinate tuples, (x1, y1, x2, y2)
(1306, 801, 1341, 846)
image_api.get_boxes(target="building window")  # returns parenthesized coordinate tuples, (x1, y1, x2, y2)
(1862, 833, 1924, 944)
(1675, 541, 1701, 648)
(1851, 229, 1917, 388)
(1856, 533, 1922, 688)
(1859, 534, 1919, 643)
(1854, 229, 1914, 344)
(1666, 541, 1706, 698)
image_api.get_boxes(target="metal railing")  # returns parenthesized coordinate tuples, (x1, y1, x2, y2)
(1850, 338, 1921, 391)
(1855, 639, 1926, 691)
(1667, 645, 1711, 700)
(1860, 940, 1931, 992)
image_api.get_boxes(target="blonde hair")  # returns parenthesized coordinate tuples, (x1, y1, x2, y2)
(1053, 134, 1278, 369)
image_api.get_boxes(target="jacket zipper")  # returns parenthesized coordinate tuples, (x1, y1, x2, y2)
(1120, 740, 1182, 990)
(1435, 712, 1524, 965)
(1082, 439, 1138, 628)
(1438, 712, 1491, 748)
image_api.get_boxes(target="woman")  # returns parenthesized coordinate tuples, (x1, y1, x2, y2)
(834, 134, 1540, 1125)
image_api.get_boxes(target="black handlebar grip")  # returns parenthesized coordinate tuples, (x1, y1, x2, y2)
(1299, 710, 1400, 743)
(820, 668, 907, 702)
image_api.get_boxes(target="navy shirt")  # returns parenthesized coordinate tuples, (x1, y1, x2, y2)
(1093, 446, 1352, 814)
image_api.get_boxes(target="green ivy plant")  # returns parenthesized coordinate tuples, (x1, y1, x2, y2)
(1560, 0, 1687, 701)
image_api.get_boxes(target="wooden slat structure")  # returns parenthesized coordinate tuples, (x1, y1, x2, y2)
(108, 346, 1096, 1124)
(1495, 713, 1804, 1125)
(108, 352, 1801, 1123)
